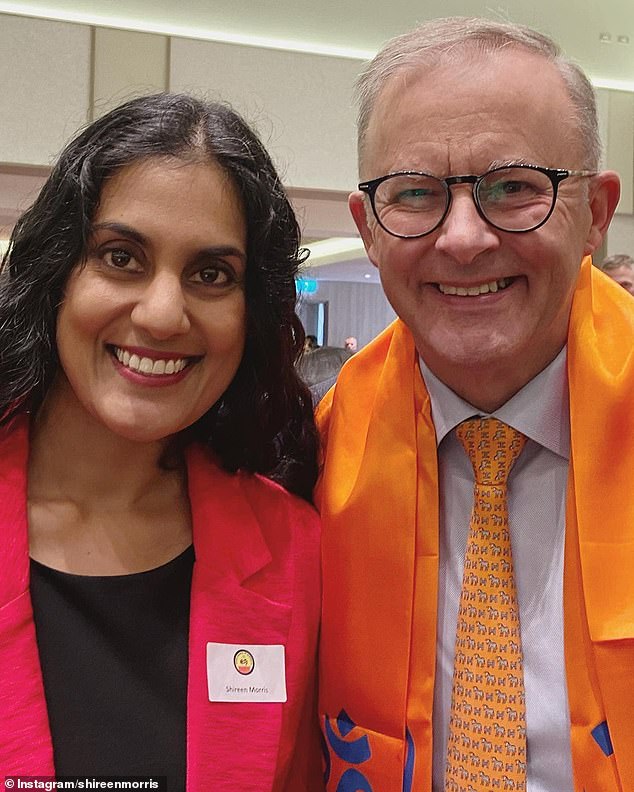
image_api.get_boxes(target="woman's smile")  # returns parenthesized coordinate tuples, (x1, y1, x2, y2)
(110, 344, 201, 379)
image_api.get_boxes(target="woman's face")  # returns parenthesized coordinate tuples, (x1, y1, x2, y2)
(55, 156, 248, 443)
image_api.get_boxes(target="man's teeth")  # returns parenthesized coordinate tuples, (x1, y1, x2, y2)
(114, 347, 188, 375)
(438, 278, 510, 296)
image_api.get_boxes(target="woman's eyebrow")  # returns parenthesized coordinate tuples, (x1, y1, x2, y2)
(90, 222, 148, 246)
(93, 223, 247, 263)
(197, 245, 247, 264)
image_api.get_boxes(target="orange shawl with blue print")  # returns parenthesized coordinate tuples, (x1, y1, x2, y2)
(317, 257, 634, 792)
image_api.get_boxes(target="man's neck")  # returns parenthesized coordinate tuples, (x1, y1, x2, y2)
(419, 344, 567, 413)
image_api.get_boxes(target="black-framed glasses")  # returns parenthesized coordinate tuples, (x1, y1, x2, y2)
(358, 164, 596, 238)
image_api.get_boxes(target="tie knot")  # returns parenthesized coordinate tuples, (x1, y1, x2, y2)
(456, 417, 526, 486)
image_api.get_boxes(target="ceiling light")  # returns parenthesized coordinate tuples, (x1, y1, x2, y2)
(599, 32, 612, 43)
(591, 76, 634, 92)
(617, 35, 630, 45)
(0, 2, 374, 59)
(364, 273, 372, 279)
(304, 237, 366, 267)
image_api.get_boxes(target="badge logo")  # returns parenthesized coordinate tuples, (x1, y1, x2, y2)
(234, 649, 255, 675)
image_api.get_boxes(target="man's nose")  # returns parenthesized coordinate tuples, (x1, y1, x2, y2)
(130, 272, 191, 339)
(434, 187, 500, 264)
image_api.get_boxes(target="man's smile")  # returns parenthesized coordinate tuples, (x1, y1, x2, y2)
(436, 277, 515, 296)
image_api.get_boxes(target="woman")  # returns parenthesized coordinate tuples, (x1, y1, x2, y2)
(0, 93, 322, 791)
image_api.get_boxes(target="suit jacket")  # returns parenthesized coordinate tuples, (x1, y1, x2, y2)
(0, 415, 323, 791)
(316, 258, 634, 791)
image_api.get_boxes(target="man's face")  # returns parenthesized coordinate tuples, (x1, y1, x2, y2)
(605, 265, 634, 296)
(351, 49, 618, 409)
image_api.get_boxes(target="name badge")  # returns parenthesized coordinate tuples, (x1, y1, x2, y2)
(206, 642, 287, 703)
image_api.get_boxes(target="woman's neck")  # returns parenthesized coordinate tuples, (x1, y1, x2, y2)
(27, 377, 192, 575)
(30, 378, 172, 505)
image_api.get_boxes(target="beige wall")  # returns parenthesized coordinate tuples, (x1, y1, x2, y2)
(597, 87, 634, 258)
(0, 13, 360, 238)
(92, 27, 170, 119)
(598, 87, 634, 215)
(170, 38, 360, 191)
(0, 13, 360, 191)
(0, 14, 91, 166)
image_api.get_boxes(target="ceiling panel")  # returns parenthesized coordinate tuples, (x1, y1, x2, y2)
(2, 0, 634, 84)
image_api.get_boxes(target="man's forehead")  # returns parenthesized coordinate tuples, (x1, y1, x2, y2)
(371, 47, 563, 123)
(360, 47, 580, 175)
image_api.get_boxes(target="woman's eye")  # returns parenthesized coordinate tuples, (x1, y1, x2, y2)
(193, 266, 234, 287)
(103, 249, 135, 268)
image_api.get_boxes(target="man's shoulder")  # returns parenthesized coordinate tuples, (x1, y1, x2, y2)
(571, 265, 634, 362)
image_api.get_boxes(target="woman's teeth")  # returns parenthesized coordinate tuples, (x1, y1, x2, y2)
(113, 347, 188, 375)
(438, 278, 511, 296)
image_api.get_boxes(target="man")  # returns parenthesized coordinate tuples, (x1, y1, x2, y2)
(317, 17, 633, 792)
(344, 336, 358, 352)
(304, 333, 320, 351)
(600, 253, 634, 295)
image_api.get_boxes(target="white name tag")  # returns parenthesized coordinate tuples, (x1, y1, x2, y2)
(206, 642, 287, 703)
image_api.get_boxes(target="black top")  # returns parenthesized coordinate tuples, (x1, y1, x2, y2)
(30, 545, 195, 791)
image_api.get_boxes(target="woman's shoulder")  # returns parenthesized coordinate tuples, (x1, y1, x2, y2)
(236, 471, 320, 561)
(243, 469, 318, 520)
(0, 412, 30, 469)
(187, 443, 319, 531)
(187, 445, 320, 598)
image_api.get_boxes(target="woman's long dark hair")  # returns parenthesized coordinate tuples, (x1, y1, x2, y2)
(0, 93, 318, 501)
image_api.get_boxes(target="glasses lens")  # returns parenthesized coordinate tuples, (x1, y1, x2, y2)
(477, 167, 555, 231)
(373, 173, 447, 236)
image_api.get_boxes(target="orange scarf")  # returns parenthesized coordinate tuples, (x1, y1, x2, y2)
(317, 257, 634, 791)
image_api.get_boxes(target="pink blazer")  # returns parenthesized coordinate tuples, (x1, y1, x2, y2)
(0, 415, 324, 791)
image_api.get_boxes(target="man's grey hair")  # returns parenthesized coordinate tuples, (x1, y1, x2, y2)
(600, 253, 634, 271)
(355, 17, 601, 172)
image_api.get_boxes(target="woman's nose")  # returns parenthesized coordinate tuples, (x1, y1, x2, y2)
(130, 272, 191, 339)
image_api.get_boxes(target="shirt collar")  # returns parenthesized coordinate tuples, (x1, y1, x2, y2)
(419, 347, 570, 460)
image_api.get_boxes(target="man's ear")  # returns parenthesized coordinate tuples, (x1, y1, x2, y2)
(584, 170, 621, 255)
(349, 191, 380, 269)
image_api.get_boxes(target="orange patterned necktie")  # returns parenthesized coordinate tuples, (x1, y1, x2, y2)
(445, 417, 528, 792)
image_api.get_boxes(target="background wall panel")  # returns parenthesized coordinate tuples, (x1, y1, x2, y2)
(0, 14, 91, 166)
(300, 281, 396, 350)
(92, 27, 169, 119)
(169, 37, 362, 190)
(605, 88, 634, 215)
(606, 213, 634, 256)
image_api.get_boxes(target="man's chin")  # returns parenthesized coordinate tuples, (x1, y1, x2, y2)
(418, 331, 519, 372)
(418, 335, 534, 396)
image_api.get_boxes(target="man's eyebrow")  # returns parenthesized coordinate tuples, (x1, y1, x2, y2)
(90, 222, 148, 246)
(488, 158, 536, 169)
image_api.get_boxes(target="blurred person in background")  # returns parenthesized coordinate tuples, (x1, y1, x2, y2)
(344, 336, 358, 352)
(296, 345, 352, 405)
(303, 334, 320, 352)
(600, 253, 634, 295)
